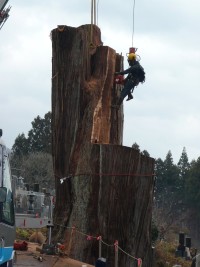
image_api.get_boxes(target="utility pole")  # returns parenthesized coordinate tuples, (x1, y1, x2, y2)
(47, 195, 54, 245)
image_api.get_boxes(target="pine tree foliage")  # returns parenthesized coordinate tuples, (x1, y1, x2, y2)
(12, 112, 52, 155)
(132, 142, 140, 151)
(28, 112, 51, 153)
(154, 149, 189, 231)
(141, 150, 150, 157)
(163, 150, 179, 186)
(177, 147, 190, 179)
(12, 133, 29, 157)
(176, 147, 190, 200)
(11, 112, 54, 190)
(154, 147, 200, 235)
(185, 157, 200, 209)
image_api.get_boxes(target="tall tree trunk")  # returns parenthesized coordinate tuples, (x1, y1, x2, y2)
(51, 24, 155, 267)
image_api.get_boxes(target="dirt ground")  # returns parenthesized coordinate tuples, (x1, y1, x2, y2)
(15, 242, 94, 267)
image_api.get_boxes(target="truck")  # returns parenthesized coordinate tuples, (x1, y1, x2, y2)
(0, 129, 15, 267)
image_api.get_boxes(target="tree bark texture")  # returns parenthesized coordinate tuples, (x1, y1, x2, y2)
(51, 24, 155, 267)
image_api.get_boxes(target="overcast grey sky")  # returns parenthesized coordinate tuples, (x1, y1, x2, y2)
(1, 0, 200, 163)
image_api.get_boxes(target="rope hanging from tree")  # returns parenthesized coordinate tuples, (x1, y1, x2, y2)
(132, 0, 136, 47)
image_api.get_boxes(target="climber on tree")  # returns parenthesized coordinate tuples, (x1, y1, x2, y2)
(113, 53, 145, 108)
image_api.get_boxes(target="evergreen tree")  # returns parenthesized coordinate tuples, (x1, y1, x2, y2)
(12, 133, 29, 157)
(154, 158, 165, 199)
(28, 111, 52, 153)
(177, 147, 190, 179)
(11, 112, 53, 190)
(141, 150, 150, 157)
(164, 151, 177, 184)
(177, 147, 190, 201)
(12, 112, 52, 155)
(153, 151, 180, 230)
(154, 153, 179, 206)
(11, 133, 29, 176)
(132, 142, 140, 151)
(185, 157, 200, 209)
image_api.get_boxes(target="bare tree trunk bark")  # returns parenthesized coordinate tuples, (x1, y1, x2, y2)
(51, 24, 155, 267)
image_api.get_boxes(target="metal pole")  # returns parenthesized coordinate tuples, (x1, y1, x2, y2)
(48, 227, 52, 245)
(114, 240, 118, 267)
(98, 236, 102, 258)
(91, 0, 93, 25)
(94, 0, 96, 25)
(47, 196, 53, 245)
(90, 0, 94, 46)
(50, 196, 53, 220)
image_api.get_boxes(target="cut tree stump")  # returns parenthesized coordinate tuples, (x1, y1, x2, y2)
(51, 24, 155, 267)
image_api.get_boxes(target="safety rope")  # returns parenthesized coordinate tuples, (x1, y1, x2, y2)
(68, 172, 154, 177)
(132, 0, 136, 47)
(101, 239, 114, 247)
(118, 246, 138, 261)
(53, 224, 142, 264)
(57, 172, 155, 184)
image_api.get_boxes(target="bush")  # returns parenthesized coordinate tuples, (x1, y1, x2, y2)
(16, 228, 47, 241)
(154, 241, 192, 267)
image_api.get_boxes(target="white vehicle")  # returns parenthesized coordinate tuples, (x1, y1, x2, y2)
(0, 129, 15, 267)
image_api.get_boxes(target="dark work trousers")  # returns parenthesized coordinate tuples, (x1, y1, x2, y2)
(120, 80, 135, 102)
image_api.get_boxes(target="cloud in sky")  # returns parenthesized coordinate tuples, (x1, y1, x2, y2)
(1, 0, 200, 163)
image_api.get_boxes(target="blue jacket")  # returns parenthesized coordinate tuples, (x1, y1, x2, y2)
(117, 61, 144, 82)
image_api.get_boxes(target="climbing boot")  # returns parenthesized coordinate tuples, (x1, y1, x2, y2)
(126, 94, 133, 101)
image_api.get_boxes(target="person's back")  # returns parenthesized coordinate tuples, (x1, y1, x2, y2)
(128, 60, 145, 83)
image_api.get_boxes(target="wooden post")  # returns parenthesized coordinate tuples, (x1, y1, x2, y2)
(67, 227, 75, 256)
